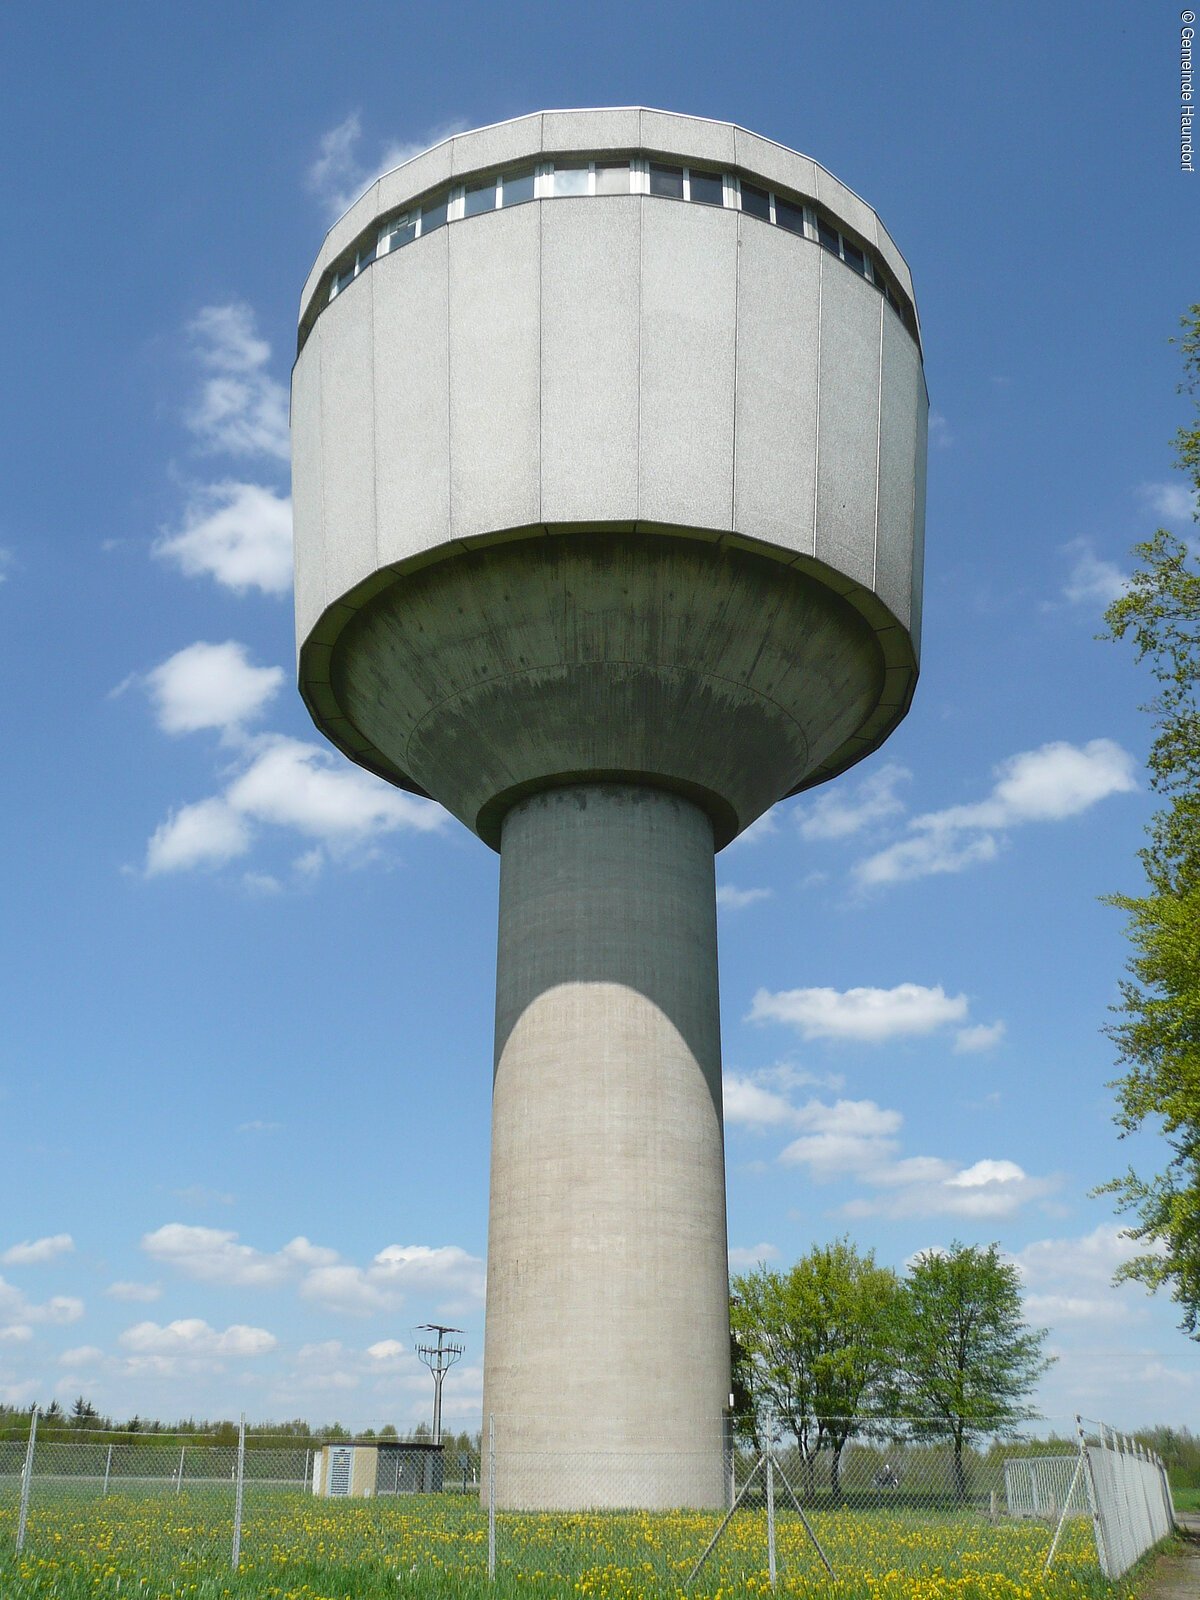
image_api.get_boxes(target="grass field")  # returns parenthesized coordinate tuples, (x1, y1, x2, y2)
(0, 1489, 1140, 1600)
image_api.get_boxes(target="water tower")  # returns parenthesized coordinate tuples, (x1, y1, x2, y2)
(291, 110, 926, 1508)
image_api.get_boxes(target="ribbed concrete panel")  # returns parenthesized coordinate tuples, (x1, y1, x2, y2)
(540, 198, 640, 525)
(733, 217, 820, 554)
(318, 289, 378, 609)
(875, 229, 915, 302)
(640, 109, 735, 167)
(543, 107, 640, 155)
(485, 784, 729, 1509)
(815, 168, 879, 251)
(638, 201, 737, 530)
(448, 206, 542, 541)
(874, 311, 923, 630)
(372, 234, 451, 569)
(733, 127, 818, 203)
(450, 113, 541, 178)
(290, 321, 326, 649)
(375, 142, 454, 220)
(815, 257, 883, 591)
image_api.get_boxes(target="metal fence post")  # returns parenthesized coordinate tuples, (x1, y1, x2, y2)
(232, 1413, 246, 1571)
(766, 1453, 777, 1589)
(15, 1406, 38, 1553)
(487, 1414, 496, 1581)
(176, 1444, 185, 1494)
(103, 1441, 113, 1497)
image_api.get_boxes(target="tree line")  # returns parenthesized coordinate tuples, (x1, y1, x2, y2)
(730, 1239, 1052, 1501)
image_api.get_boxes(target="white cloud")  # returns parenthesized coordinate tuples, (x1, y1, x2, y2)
(728, 1243, 780, 1269)
(141, 1224, 301, 1287)
(366, 1339, 407, 1361)
(727, 811, 779, 847)
(186, 303, 289, 462)
(0, 1275, 83, 1332)
(0, 547, 13, 584)
(954, 1020, 1006, 1054)
(145, 641, 283, 737)
(59, 1345, 103, 1366)
(749, 982, 969, 1043)
(105, 1281, 161, 1303)
(779, 1098, 905, 1178)
(120, 1318, 277, 1358)
(716, 884, 773, 910)
(929, 411, 953, 449)
(145, 796, 252, 875)
(841, 1154, 1058, 1220)
(1061, 539, 1127, 607)
(308, 114, 468, 220)
(854, 740, 1137, 888)
(1140, 481, 1198, 524)
(154, 481, 293, 596)
(723, 1073, 804, 1129)
(2, 1233, 74, 1266)
(141, 1223, 483, 1317)
(144, 735, 446, 877)
(798, 763, 910, 842)
(0, 1325, 32, 1343)
(1011, 1225, 1162, 1326)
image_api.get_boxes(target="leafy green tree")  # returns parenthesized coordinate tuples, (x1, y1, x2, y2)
(894, 1243, 1052, 1502)
(1097, 307, 1200, 1336)
(731, 1240, 904, 1498)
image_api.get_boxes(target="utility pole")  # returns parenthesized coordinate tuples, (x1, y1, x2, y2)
(416, 1324, 464, 1445)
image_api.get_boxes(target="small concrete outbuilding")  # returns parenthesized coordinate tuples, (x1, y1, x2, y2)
(312, 1440, 443, 1497)
(291, 109, 927, 1510)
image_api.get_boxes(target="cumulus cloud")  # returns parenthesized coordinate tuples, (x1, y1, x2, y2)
(308, 113, 468, 220)
(186, 303, 289, 462)
(120, 1318, 277, 1359)
(145, 641, 283, 737)
(716, 884, 773, 910)
(0, 1275, 83, 1334)
(105, 1281, 161, 1303)
(59, 1345, 103, 1366)
(140, 1224, 484, 1317)
(144, 733, 445, 877)
(749, 982, 969, 1043)
(1061, 539, 1127, 608)
(1140, 481, 1199, 525)
(854, 739, 1136, 888)
(954, 1020, 1006, 1054)
(798, 763, 911, 842)
(154, 481, 293, 597)
(728, 1243, 780, 1269)
(2, 1233, 74, 1266)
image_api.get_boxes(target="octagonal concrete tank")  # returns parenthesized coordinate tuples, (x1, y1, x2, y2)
(291, 109, 927, 1510)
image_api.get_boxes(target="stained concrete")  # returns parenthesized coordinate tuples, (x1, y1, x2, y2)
(484, 784, 730, 1508)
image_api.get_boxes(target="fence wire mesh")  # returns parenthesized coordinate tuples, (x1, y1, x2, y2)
(0, 1408, 1178, 1592)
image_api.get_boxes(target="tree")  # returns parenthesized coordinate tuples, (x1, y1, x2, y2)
(70, 1396, 97, 1427)
(1097, 306, 1200, 1337)
(894, 1243, 1052, 1502)
(731, 1240, 904, 1499)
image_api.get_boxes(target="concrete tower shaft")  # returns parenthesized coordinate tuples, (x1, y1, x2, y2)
(290, 109, 927, 1509)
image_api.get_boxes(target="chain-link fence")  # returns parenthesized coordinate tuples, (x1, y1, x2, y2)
(0, 1408, 1177, 1592)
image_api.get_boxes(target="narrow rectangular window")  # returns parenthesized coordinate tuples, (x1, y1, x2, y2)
(552, 163, 589, 196)
(463, 177, 497, 217)
(358, 241, 377, 270)
(595, 162, 630, 195)
(817, 218, 841, 255)
(501, 168, 535, 207)
(774, 195, 806, 236)
(688, 169, 724, 207)
(740, 181, 770, 221)
(842, 239, 866, 275)
(421, 196, 448, 235)
(648, 162, 684, 198)
(334, 260, 356, 294)
(380, 215, 416, 252)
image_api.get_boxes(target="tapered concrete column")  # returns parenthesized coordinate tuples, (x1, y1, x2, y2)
(483, 783, 731, 1509)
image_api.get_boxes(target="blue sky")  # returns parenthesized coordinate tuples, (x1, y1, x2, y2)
(0, 1, 1195, 1436)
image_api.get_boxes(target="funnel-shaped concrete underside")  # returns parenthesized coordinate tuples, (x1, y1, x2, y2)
(290, 110, 926, 1509)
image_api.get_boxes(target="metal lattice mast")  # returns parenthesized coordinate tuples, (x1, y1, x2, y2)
(416, 1324, 464, 1445)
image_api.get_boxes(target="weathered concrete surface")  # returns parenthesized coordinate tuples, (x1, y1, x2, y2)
(292, 112, 928, 834)
(329, 532, 886, 848)
(484, 784, 730, 1507)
